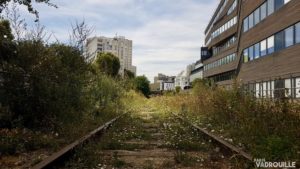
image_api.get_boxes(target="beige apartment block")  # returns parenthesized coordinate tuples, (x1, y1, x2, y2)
(86, 36, 136, 76)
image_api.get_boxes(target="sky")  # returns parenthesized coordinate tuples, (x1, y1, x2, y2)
(17, 0, 219, 82)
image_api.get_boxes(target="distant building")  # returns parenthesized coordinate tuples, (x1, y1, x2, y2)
(85, 36, 136, 76)
(189, 60, 204, 83)
(151, 73, 175, 92)
(175, 71, 190, 90)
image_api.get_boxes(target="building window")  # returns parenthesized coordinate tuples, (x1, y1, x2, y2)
(296, 22, 300, 43)
(248, 13, 254, 29)
(260, 39, 267, 56)
(243, 48, 249, 63)
(243, 17, 249, 32)
(275, 0, 284, 10)
(260, 3, 267, 20)
(285, 26, 294, 47)
(267, 36, 275, 54)
(249, 46, 254, 61)
(254, 43, 260, 59)
(267, 0, 275, 16)
(275, 31, 285, 51)
(254, 8, 260, 25)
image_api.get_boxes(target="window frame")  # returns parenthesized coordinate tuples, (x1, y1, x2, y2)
(243, 17, 249, 32)
(267, 35, 275, 54)
(285, 26, 294, 47)
(295, 22, 300, 44)
(267, 0, 275, 16)
(248, 13, 254, 29)
(260, 39, 267, 56)
(260, 2, 267, 20)
(254, 8, 260, 25)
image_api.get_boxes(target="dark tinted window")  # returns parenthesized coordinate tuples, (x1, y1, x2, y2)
(275, 31, 285, 51)
(275, 0, 284, 10)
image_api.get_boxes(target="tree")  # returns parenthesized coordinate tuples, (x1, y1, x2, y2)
(0, 20, 15, 62)
(124, 69, 135, 79)
(0, 0, 57, 21)
(134, 76, 150, 97)
(94, 52, 120, 77)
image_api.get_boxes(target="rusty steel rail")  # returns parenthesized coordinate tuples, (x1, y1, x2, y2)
(32, 114, 125, 169)
(172, 112, 253, 162)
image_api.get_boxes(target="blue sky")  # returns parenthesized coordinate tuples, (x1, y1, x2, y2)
(15, 0, 219, 82)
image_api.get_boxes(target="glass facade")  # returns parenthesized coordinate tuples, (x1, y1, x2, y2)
(243, 22, 300, 63)
(204, 53, 236, 71)
(211, 16, 237, 39)
(243, 0, 291, 32)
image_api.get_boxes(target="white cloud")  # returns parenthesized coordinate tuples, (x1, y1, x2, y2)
(20, 0, 219, 82)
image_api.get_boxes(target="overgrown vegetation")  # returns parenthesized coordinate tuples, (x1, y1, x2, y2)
(160, 80, 300, 162)
(0, 17, 130, 167)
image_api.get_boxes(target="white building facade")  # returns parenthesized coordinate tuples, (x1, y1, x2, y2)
(175, 71, 189, 90)
(85, 36, 136, 75)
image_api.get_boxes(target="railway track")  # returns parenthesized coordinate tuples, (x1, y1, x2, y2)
(31, 114, 125, 169)
(31, 110, 253, 169)
(172, 112, 253, 162)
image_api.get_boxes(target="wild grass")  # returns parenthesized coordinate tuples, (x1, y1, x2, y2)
(156, 81, 300, 162)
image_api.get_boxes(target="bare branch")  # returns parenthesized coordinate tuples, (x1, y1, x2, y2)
(69, 19, 94, 54)
(3, 2, 27, 41)
(26, 21, 52, 43)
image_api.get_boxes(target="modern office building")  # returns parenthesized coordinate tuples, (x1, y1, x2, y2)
(201, 0, 300, 98)
(85, 36, 136, 76)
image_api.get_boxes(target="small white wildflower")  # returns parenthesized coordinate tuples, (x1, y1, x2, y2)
(3, 35, 7, 38)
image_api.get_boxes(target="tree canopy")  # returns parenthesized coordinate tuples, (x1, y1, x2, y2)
(134, 75, 150, 97)
(94, 52, 120, 77)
